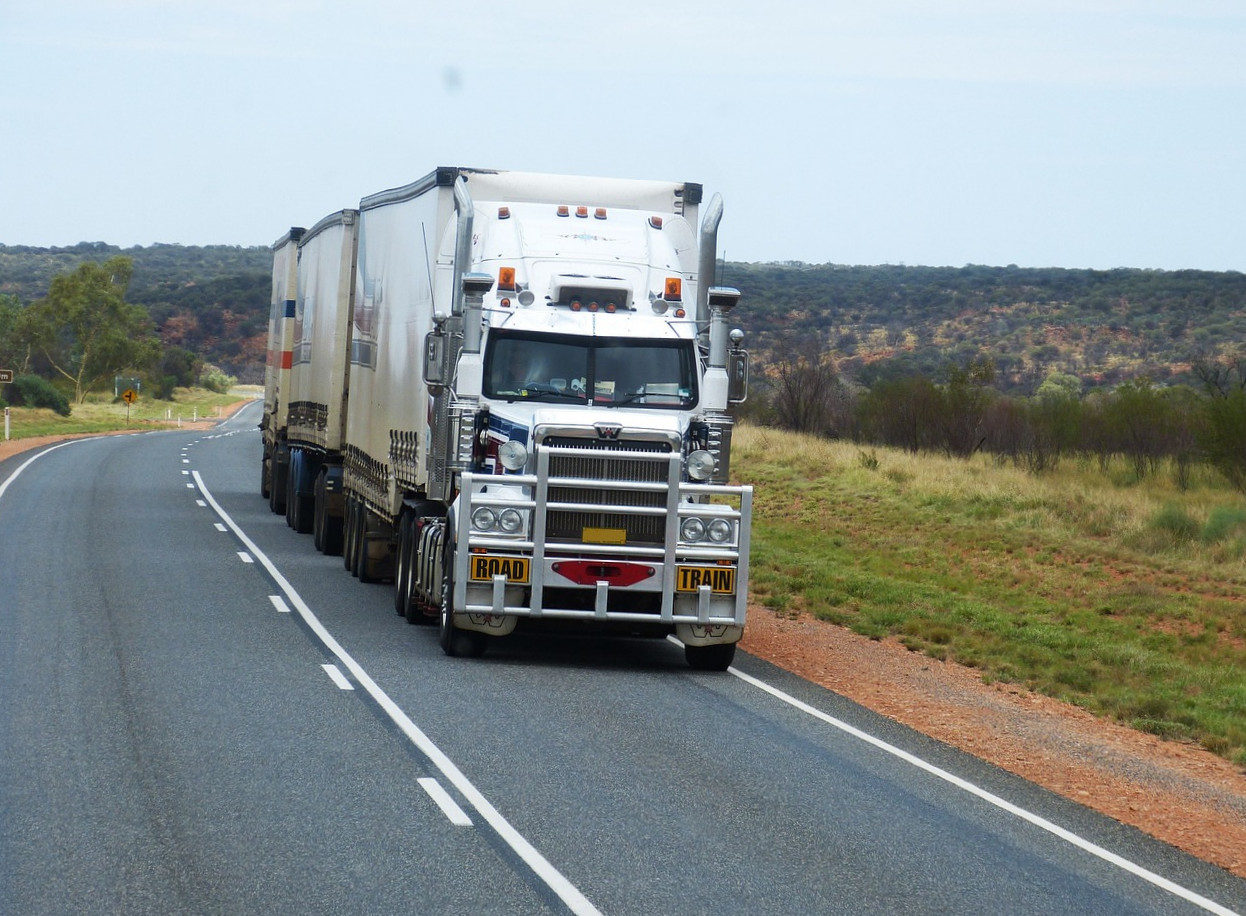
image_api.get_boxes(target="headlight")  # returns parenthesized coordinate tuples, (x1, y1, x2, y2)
(498, 439, 527, 471)
(680, 517, 707, 542)
(686, 449, 716, 481)
(471, 507, 497, 531)
(707, 518, 733, 543)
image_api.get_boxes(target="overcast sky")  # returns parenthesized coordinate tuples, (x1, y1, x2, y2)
(2, 1, 1242, 270)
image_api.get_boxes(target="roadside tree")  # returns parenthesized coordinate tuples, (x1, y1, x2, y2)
(16, 257, 162, 403)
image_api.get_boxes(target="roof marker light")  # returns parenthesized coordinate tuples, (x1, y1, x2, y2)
(575, 206, 588, 218)
(665, 278, 682, 301)
(498, 266, 516, 291)
(557, 205, 570, 217)
(649, 216, 663, 229)
(594, 207, 607, 220)
(498, 206, 511, 219)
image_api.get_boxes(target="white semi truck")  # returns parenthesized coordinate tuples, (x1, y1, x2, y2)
(261, 167, 751, 669)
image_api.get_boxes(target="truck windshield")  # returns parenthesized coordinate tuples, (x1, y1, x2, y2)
(484, 331, 697, 408)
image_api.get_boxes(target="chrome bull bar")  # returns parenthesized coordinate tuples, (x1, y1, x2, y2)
(453, 443, 751, 627)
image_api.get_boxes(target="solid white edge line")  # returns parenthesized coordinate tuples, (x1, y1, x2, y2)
(419, 777, 474, 827)
(191, 470, 601, 916)
(724, 662, 1240, 916)
(0, 440, 83, 503)
(321, 663, 354, 691)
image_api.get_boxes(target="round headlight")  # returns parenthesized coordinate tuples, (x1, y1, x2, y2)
(686, 449, 716, 481)
(707, 518, 733, 543)
(680, 517, 706, 542)
(471, 506, 497, 531)
(498, 508, 523, 534)
(498, 439, 527, 471)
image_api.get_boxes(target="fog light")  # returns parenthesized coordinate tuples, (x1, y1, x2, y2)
(687, 449, 716, 481)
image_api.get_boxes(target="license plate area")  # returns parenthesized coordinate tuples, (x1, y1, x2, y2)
(469, 554, 531, 584)
(675, 565, 736, 594)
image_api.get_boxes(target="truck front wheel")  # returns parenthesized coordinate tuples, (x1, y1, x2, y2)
(685, 642, 736, 671)
(439, 539, 485, 658)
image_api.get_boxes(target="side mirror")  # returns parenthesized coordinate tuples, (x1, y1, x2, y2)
(728, 349, 749, 404)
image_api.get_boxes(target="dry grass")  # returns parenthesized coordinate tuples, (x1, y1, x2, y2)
(734, 424, 1246, 763)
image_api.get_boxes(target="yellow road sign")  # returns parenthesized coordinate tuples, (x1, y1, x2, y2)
(122, 388, 138, 404)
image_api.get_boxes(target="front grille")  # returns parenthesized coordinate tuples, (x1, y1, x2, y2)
(542, 437, 671, 544)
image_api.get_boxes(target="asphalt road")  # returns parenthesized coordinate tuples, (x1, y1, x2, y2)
(2, 401, 1244, 916)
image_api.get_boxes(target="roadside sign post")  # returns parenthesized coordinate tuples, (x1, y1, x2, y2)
(1, 370, 11, 441)
(122, 387, 138, 426)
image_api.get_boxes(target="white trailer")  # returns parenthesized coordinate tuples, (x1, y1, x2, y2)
(260, 227, 303, 510)
(268, 166, 751, 669)
(281, 209, 359, 549)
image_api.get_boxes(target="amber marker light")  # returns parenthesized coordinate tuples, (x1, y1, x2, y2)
(498, 266, 516, 291)
(665, 277, 682, 301)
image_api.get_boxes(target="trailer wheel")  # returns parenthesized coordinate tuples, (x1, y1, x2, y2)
(684, 642, 736, 672)
(394, 513, 413, 617)
(356, 503, 380, 584)
(269, 443, 289, 515)
(439, 538, 485, 658)
(343, 497, 360, 574)
(315, 470, 343, 556)
(312, 470, 326, 552)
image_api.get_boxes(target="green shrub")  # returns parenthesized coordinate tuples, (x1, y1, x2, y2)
(8, 374, 71, 416)
(1149, 503, 1199, 544)
(198, 364, 236, 394)
(1201, 505, 1246, 544)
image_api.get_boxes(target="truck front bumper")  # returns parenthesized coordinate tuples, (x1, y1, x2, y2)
(452, 458, 752, 638)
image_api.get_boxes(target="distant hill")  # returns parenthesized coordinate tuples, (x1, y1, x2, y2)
(1, 242, 272, 383)
(728, 262, 1246, 393)
(3, 243, 1244, 391)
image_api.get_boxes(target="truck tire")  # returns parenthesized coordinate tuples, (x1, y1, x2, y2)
(284, 454, 297, 529)
(344, 496, 360, 574)
(314, 470, 343, 556)
(684, 642, 736, 671)
(269, 443, 289, 515)
(439, 538, 485, 658)
(312, 471, 327, 552)
(394, 513, 413, 617)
